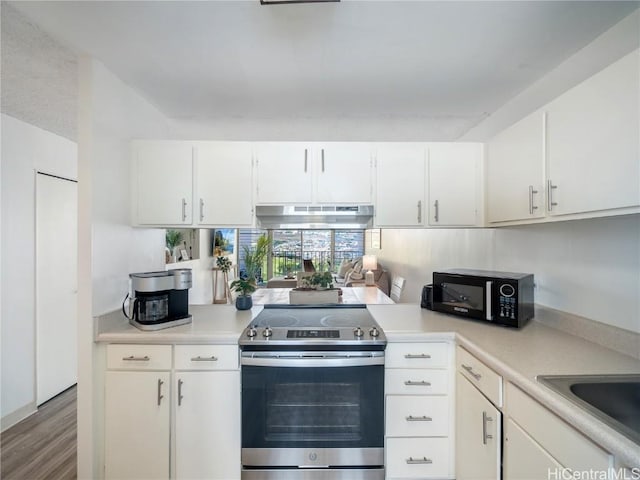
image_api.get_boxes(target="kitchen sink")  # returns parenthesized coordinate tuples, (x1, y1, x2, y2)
(537, 374, 640, 445)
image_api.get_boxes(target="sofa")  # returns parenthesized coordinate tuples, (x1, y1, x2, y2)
(334, 257, 390, 296)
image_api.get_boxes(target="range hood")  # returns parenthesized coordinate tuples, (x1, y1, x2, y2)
(255, 205, 374, 229)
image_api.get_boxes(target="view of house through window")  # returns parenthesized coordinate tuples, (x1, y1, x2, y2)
(239, 229, 365, 282)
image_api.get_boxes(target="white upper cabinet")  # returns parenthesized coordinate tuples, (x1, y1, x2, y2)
(375, 143, 426, 227)
(486, 112, 546, 223)
(255, 142, 372, 205)
(428, 143, 483, 226)
(195, 142, 253, 226)
(545, 50, 640, 216)
(254, 143, 313, 204)
(315, 143, 373, 204)
(133, 140, 193, 225)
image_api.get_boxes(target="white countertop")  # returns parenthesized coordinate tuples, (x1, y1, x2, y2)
(95, 302, 640, 467)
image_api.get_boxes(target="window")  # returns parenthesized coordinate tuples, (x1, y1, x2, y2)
(239, 229, 365, 281)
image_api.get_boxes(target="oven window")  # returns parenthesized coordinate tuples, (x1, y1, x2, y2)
(242, 365, 383, 449)
(440, 282, 483, 310)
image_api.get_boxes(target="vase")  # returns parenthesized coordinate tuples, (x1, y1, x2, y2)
(236, 295, 253, 311)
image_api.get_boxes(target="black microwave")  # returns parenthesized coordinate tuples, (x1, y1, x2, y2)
(431, 269, 534, 328)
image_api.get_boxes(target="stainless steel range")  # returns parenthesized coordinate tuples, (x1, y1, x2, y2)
(239, 304, 386, 480)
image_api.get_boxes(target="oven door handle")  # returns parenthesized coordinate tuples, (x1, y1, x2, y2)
(241, 354, 384, 368)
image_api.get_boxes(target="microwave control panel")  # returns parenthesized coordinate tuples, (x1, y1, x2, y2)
(498, 282, 517, 320)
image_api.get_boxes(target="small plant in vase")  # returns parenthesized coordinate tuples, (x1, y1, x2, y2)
(230, 278, 257, 311)
(215, 256, 233, 304)
(165, 229, 183, 263)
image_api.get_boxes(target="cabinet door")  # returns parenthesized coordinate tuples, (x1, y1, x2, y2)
(546, 50, 640, 216)
(105, 371, 170, 480)
(503, 418, 563, 479)
(316, 143, 372, 203)
(196, 142, 254, 226)
(134, 141, 193, 225)
(175, 371, 241, 480)
(255, 143, 313, 204)
(455, 373, 500, 480)
(428, 143, 481, 226)
(486, 112, 545, 223)
(375, 144, 426, 227)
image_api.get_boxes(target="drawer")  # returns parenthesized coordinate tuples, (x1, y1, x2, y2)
(107, 344, 172, 370)
(174, 344, 239, 370)
(456, 346, 503, 407)
(385, 369, 449, 395)
(386, 437, 452, 479)
(386, 342, 450, 369)
(386, 395, 450, 437)
(506, 382, 612, 471)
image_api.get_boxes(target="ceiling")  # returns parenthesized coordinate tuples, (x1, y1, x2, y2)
(7, 1, 639, 139)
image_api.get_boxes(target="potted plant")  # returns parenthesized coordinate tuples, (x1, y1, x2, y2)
(166, 229, 183, 263)
(242, 234, 270, 284)
(301, 271, 334, 290)
(230, 278, 257, 310)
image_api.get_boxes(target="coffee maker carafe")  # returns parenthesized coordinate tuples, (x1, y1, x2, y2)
(124, 269, 192, 330)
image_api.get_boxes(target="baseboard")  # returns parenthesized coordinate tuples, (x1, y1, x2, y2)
(1, 401, 37, 432)
(534, 305, 640, 360)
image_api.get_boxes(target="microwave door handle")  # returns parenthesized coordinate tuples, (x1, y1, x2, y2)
(486, 281, 493, 321)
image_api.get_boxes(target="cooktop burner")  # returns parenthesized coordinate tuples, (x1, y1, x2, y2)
(239, 304, 386, 351)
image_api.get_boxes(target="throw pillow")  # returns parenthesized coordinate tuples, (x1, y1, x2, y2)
(350, 271, 364, 280)
(338, 260, 353, 277)
(352, 262, 363, 274)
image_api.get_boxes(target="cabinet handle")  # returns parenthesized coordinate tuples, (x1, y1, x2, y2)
(547, 179, 558, 211)
(199, 198, 204, 222)
(406, 415, 433, 422)
(190, 355, 218, 362)
(122, 355, 150, 362)
(433, 199, 439, 222)
(528, 186, 539, 215)
(461, 363, 482, 380)
(321, 149, 325, 172)
(406, 457, 433, 465)
(181, 198, 187, 222)
(482, 411, 494, 445)
(404, 380, 431, 386)
(304, 149, 308, 172)
(404, 353, 431, 359)
(157, 379, 164, 406)
(178, 378, 184, 406)
(417, 200, 422, 223)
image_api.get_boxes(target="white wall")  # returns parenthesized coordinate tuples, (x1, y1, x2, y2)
(374, 215, 640, 334)
(0, 114, 77, 429)
(77, 58, 170, 478)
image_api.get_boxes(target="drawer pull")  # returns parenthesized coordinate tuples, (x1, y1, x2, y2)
(404, 353, 431, 359)
(190, 355, 218, 362)
(404, 380, 431, 386)
(406, 415, 433, 422)
(406, 457, 433, 465)
(461, 363, 482, 380)
(122, 355, 150, 362)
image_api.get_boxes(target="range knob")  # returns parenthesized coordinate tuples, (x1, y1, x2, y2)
(246, 327, 257, 338)
(354, 326, 364, 338)
(369, 327, 380, 338)
(262, 327, 273, 338)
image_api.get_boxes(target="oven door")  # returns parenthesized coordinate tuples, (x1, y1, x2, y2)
(432, 273, 494, 321)
(241, 351, 384, 468)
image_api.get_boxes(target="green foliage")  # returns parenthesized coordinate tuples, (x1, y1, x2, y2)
(243, 234, 271, 281)
(303, 271, 334, 289)
(166, 229, 183, 249)
(230, 278, 257, 297)
(216, 256, 232, 273)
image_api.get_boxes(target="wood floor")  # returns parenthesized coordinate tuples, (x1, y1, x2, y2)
(1, 385, 77, 480)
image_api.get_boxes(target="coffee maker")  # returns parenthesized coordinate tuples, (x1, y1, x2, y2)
(124, 269, 193, 331)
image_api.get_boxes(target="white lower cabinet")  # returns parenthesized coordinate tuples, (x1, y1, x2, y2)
(385, 341, 454, 479)
(503, 418, 563, 479)
(104, 344, 240, 480)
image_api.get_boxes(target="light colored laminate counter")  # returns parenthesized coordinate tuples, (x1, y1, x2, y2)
(369, 303, 640, 468)
(95, 302, 640, 467)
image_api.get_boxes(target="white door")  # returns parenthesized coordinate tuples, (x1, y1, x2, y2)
(255, 143, 313, 204)
(36, 173, 77, 405)
(428, 143, 481, 226)
(503, 418, 563, 479)
(316, 143, 373, 204)
(456, 372, 501, 480)
(105, 371, 170, 480)
(196, 142, 254, 226)
(375, 143, 426, 227)
(175, 371, 241, 480)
